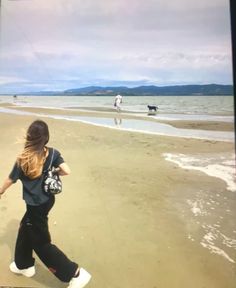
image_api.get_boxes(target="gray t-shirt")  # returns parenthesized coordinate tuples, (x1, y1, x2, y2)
(9, 147, 64, 206)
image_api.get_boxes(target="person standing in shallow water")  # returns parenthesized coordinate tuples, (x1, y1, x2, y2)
(0, 120, 91, 288)
(114, 94, 123, 112)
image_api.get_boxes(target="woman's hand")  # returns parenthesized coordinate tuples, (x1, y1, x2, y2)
(0, 187, 5, 198)
(57, 163, 71, 176)
(0, 178, 14, 198)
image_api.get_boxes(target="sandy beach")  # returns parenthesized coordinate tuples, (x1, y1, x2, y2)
(0, 109, 235, 288)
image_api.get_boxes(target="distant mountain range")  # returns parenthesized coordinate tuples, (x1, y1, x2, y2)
(21, 84, 233, 96)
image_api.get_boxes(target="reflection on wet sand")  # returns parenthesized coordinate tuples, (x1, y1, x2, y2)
(114, 117, 122, 127)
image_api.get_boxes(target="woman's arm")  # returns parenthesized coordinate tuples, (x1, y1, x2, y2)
(0, 177, 14, 198)
(55, 162, 71, 176)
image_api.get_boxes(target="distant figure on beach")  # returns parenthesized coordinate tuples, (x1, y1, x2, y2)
(114, 94, 123, 112)
(0, 120, 91, 288)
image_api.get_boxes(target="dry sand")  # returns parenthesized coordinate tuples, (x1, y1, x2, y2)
(0, 111, 235, 288)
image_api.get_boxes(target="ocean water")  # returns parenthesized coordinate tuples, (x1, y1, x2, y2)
(0, 94, 234, 115)
(0, 94, 236, 264)
(51, 115, 234, 142)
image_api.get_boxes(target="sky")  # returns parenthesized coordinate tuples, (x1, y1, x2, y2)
(0, 0, 233, 93)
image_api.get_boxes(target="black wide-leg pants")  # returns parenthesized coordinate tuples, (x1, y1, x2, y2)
(14, 195, 78, 282)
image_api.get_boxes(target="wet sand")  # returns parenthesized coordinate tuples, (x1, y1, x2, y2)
(1, 103, 234, 132)
(0, 110, 235, 288)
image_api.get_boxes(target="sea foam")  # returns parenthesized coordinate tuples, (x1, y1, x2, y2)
(200, 224, 236, 263)
(163, 153, 236, 192)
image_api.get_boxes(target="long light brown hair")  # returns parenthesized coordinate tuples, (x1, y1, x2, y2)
(17, 120, 49, 179)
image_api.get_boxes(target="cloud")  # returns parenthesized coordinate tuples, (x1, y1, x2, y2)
(0, 76, 28, 85)
(0, 0, 233, 93)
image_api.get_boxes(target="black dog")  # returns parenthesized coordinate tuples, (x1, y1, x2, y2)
(147, 105, 158, 112)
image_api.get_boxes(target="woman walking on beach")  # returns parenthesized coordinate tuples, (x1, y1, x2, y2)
(0, 119, 91, 288)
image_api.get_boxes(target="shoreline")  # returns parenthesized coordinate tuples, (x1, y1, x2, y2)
(0, 103, 234, 133)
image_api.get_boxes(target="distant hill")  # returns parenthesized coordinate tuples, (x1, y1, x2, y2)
(63, 84, 233, 96)
(20, 84, 233, 96)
